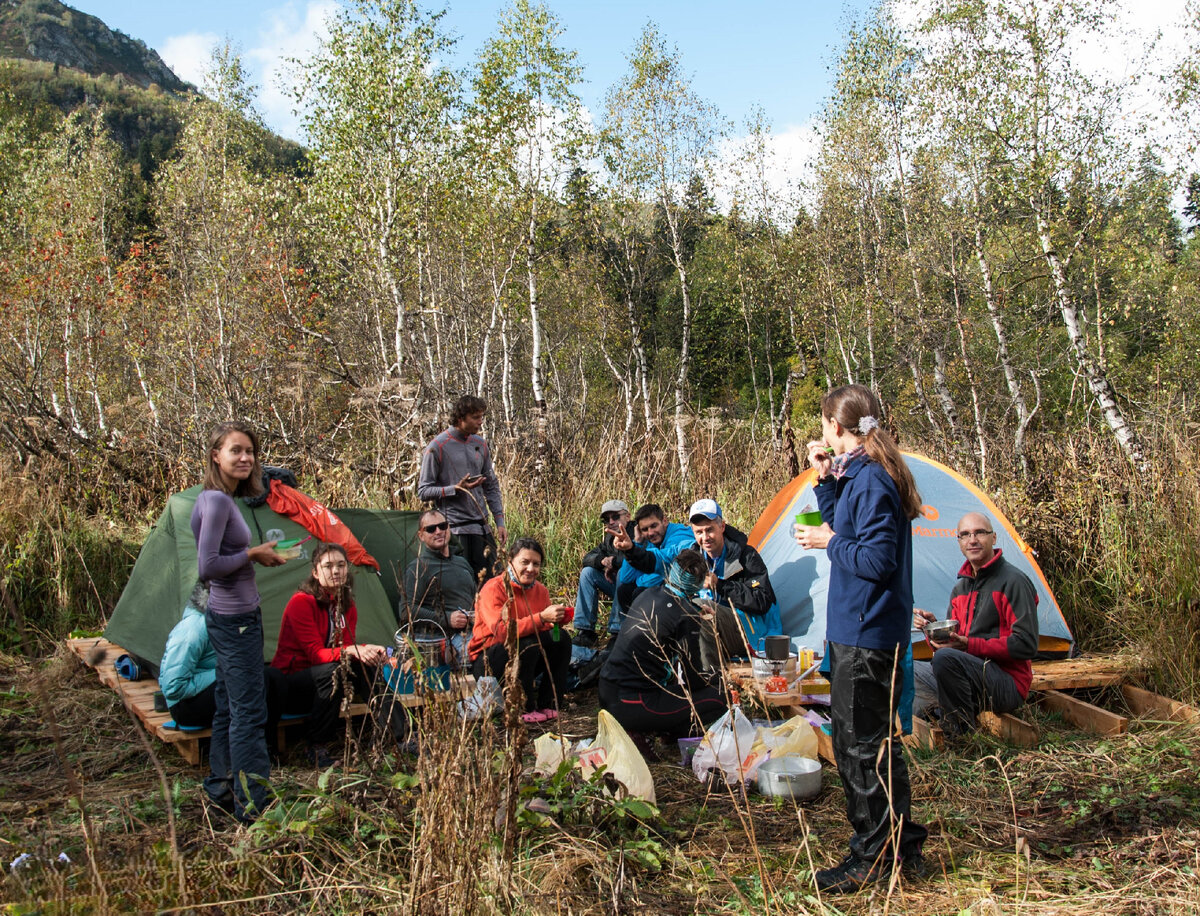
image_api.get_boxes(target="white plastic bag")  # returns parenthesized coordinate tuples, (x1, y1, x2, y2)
(692, 705, 759, 783)
(457, 675, 501, 720)
(533, 732, 571, 775)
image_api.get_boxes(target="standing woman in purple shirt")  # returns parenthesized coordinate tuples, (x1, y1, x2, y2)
(793, 385, 927, 892)
(191, 421, 286, 821)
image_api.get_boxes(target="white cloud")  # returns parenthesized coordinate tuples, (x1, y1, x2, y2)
(246, 1, 338, 142)
(161, 2, 336, 141)
(159, 31, 222, 88)
(712, 119, 822, 219)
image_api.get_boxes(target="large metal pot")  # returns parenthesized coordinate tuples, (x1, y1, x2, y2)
(756, 755, 822, 800)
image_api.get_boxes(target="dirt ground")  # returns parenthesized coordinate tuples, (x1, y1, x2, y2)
(2, 647, 1200, 914)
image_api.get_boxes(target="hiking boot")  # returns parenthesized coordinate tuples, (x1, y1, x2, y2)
(814, 853, 890, 894)
(573, 629, 598, 649)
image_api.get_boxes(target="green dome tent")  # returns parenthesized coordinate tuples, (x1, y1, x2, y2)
(105, 485, 423, 667)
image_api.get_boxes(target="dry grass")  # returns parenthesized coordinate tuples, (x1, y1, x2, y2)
(3, 412, 1200, 912)
(3, 647, 1199, 914)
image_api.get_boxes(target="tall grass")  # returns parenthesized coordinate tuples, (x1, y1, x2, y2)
(2, 408, 1199, 694)
(0, 474, 138, 651)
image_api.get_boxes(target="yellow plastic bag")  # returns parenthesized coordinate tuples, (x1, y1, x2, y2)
(581, 710, 656, 804)
(751, 715, 819, 766)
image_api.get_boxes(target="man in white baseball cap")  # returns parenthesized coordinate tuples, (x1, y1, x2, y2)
(687, 498, 779, 669)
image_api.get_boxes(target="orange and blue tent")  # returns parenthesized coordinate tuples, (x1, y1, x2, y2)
(748, 453, 1073, 661)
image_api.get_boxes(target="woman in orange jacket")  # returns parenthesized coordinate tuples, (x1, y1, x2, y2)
(468, 537, 572, 724)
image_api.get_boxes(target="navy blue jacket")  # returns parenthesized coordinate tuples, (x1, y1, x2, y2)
(814, 455, 913, 650)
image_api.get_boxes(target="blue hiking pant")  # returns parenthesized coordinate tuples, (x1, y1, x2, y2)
(205, 608, 272, 821)
(573, 566, 621, 633)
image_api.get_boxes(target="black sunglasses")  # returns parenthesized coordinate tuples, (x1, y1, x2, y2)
(422, 521, 449, 533)
(601, 512, 622, 523)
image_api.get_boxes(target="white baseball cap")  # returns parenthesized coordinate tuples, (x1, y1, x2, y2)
(688, 498, 722, 521)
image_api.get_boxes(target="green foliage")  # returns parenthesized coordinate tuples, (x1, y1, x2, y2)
(517, 758, 667, 870)
(0, 493, 137, 649)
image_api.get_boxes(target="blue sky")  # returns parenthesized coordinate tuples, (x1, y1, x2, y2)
(75, 0, 877, 140)
(70, 0, 1194, 205)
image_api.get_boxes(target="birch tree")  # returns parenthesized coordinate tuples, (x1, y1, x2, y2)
(469, 0, 585, 466)
(922, 0, 1146, 466)
(297, 0, 457, 407)
(603, 23, 721, 480)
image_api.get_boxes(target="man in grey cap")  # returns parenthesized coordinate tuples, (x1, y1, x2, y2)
(572, 499, 632, 649)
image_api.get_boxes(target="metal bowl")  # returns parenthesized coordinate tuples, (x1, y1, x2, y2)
(755, 755, 822, 800)
(926, 619, 960, 641)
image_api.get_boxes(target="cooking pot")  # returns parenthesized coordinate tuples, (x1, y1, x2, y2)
(756, 755, 822, 800)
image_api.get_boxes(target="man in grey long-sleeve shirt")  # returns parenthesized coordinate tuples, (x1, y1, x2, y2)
(417, 395, 507, 583)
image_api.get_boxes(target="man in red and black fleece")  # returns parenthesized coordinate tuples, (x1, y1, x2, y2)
(912, 511, 1039, 737)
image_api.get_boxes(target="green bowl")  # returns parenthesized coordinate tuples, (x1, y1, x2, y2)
(795, 510, 823, 527)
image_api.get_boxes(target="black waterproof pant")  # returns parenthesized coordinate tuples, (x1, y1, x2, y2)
(914, 648, 1024, 736)
(474, 630, 571, 711)
(281, 657, 377, 744)
(457, 531, 499, 584)
(828, 642, 927, 865)
(598, 677, 726, 739)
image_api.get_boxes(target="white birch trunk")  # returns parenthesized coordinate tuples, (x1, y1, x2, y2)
(1033, 204, 1144, 466)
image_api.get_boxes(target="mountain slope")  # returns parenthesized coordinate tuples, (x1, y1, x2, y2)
(0, 0, 190, 92)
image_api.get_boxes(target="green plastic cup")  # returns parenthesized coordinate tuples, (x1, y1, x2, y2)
(795, 510, 823, 527)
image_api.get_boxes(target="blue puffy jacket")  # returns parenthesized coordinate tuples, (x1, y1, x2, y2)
(158, 605, 216, 705)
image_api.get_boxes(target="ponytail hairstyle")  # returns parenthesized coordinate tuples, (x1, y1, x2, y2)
(821, 384, 922, 520)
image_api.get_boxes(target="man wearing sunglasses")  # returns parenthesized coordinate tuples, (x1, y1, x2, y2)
(911, 512, 1039, 737)
(403, 509, 478, 667)
(573, 500, 633, 649)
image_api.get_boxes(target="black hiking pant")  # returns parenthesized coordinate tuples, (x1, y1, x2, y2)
(828, 642, 927, 866)
(598, 677, 726, 739)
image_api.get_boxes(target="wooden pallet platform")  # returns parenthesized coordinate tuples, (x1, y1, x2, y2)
(68, 636, 210, 763)
(68, 636, 471, 765)
(734, 654, 1149, 710)
(732, 654, 1178, 757)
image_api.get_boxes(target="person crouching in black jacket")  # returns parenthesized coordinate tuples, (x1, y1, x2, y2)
(598, 549, 726, 739)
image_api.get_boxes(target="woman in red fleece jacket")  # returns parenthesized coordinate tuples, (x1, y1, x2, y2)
(272, 543, 387, 764)
(468, 537, 572, 724)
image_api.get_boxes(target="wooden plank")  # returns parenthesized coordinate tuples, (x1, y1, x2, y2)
(906, 716, 944, 751)
(808, 723, 835, 765)
(1120, 685, 1200, 724)
(1035, 690, 1128, 736)
(977, 711, 1040, 746)
(1029, 656, 1145, 691)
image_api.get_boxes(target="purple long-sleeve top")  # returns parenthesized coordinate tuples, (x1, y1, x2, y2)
(190, 489, 260, 616)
